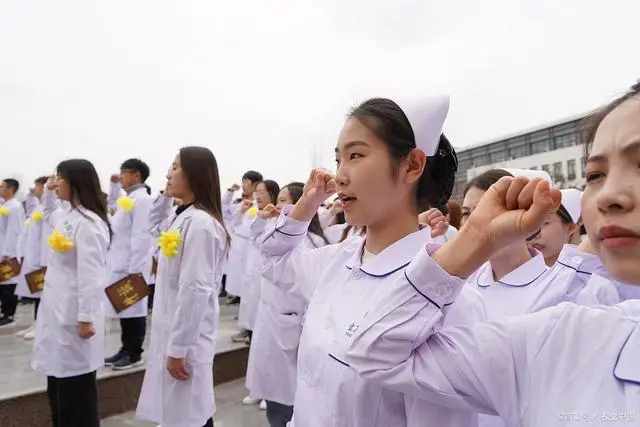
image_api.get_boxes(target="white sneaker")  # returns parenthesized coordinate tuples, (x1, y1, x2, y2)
(16, 324, 34, 337)
(23, 329, 36, 340)
(259, 400, 267, 411)
(242, 396, 260, 405)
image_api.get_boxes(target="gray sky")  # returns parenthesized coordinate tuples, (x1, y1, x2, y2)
(1, 0, 639, 193)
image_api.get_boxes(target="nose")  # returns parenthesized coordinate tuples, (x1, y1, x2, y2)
(335, 163, 348, 189)
(595, 170, 634, 215)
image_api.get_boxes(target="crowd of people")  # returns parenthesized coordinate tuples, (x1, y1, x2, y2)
(0, 81, 639, 427)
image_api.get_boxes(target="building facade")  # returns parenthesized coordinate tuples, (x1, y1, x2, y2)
(452, 113, 588, 201)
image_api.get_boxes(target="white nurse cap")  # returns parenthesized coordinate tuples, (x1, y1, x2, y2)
(560, 188, 582, 223)
(398, 95, 450, 156)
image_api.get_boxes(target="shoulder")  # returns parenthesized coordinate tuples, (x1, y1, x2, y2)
(189, 209, 227, 243)
(76, 209, 109, 238)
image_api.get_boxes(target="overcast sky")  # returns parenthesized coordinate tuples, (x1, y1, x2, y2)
(1, 0, 638, 194)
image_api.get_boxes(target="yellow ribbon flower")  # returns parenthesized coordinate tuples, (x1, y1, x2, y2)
(117, 196, 136, 212)
(32, 210, 44, 222)
(247, 206, 259, 218)
(48, 231, 75, 253)
(158, 230, 182, 258)
(24, 218, 31, 228)
(0, 207, 8, 217)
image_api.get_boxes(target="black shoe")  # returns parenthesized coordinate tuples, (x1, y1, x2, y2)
(111, 354, 144, 371)
(0, 316, 15, 328)
(104, 349, 126, 366)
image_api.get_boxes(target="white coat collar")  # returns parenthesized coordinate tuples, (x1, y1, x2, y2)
(614, 323, 640, 385)
(2, 197, 19, 208)
(476, 250, 548, 288)
(345, 227, 432, 278)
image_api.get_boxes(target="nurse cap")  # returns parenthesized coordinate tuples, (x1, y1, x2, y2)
(560, 188, 582, 223)
(398, 95, 450, 156)
(501, 168, 553, 186)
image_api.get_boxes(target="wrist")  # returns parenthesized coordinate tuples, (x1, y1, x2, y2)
(431, 225, 492, 279)
(289, 195, 321, 222)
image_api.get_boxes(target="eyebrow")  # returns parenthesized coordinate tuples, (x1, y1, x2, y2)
(335, 140, 369, 153)
(587, 139, 640, 164)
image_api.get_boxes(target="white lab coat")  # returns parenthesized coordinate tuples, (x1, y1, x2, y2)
(136, 205, 227, 427)
(260, 206, 457, 427)
(246, 217, 329, 406)
(0, 197, 25, 285)
(15, 200, 45, 298)
(31, 205, 109, 378)
(105, 183, 153, 318)
(237, 213, 263, 331)
(333, 245, 640, 427)
(225, 205, 254, 298)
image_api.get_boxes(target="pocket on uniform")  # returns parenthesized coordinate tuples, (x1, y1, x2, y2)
(274, 313, 303, 352)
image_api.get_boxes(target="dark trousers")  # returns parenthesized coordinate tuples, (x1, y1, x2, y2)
(202, 417, 214, 427)
(0, 284, 18, 317)
(47, 371, 99, 427)
(148, 284, 155, 310)
(34, 298, 40, 320)
(266, 401, 294, 427)
(120, 316, 146, 358)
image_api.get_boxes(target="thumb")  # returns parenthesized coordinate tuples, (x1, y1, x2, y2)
(520, 181, 561, 233)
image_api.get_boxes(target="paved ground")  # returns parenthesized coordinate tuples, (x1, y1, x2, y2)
(102, 379, 269, 427)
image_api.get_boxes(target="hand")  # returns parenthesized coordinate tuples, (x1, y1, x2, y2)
(260, 204, 280, 219)
(303, 169, 337, 206)
(433, 177, 561, 278)
(77, 322, 95, 339)
(230, 183, 241, 192)
(239, 199, 253, 213)
(419, 208, 448, 238)
(110, 173, 120, 183)
(289, 169, 337, 222)
(2, 256, 9, 262)
(167, 356, 190, 380)
(46, 175, 57, 191)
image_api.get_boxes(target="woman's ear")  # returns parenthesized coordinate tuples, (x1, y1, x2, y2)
(403, 148, 427, 185)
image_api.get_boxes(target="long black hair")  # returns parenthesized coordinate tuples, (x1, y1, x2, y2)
(284, 182, 330, 245)
(179, 146, 231, 246)
(349, 98, 458, 212)
(56, 159, 113, 242)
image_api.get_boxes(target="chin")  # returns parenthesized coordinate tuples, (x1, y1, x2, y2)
(343, 211, 366, 227)
(601, 253, 640, 285)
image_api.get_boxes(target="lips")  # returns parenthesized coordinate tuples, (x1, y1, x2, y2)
(599, 225, 640, 249)
(338, 193, 357, 212)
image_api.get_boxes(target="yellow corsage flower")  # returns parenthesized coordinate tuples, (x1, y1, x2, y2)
(0, 207, 8, 217)
(247, 206, 259, 218)
(117, 196, 136, 212)
(48, 231, 75, 253)
(32, 210, 44, 222)
(24, 218, 31, 228)
(158, 230, 182, 258)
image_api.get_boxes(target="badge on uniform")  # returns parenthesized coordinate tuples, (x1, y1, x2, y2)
(25, 267, 47, 293)
(0, 258, 21, 282)
(104, 274, 149, 314)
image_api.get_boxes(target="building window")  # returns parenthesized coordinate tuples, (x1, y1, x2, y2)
(509, 145, 528, 158)
(474, 154, 490, 167)
(554, 134, 577, 149)
(530, 139, 550, 154)
(567, 159, 576, 180)
(580, 157, 585, 177)
(553, 162, 563, 178)
(542, 164, 551, 174)
(531, 166, 538, 170)
(491, 149, 507, 163)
